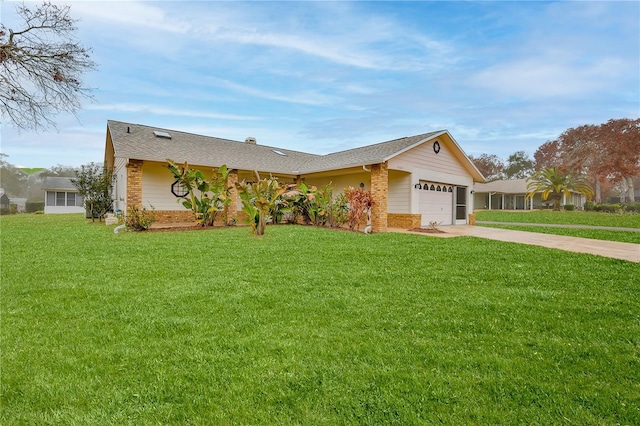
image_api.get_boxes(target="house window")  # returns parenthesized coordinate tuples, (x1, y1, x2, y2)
(56, 192, 66, 206)
(46, 192, 55, 206)
(67, 192, 76, 206)
(171, 180, 189, 198)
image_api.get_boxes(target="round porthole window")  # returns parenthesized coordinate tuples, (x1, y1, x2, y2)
(433, 141, 441, 154)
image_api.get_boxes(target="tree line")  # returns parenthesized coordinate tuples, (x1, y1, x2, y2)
(469, 118, 640, 203)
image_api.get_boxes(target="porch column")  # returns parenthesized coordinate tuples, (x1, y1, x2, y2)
(370, 162, 388, 233)
(126, 159, 143, 210)
(226, 169, 238, 225)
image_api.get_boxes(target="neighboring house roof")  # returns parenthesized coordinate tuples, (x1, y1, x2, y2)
(41, 177, 78, 191)
(106, 120, 484, 180)
(474, 179, 529, 193)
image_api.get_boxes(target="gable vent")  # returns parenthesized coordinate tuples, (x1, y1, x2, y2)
(245, 137, 256, 144)
(153, 130, 172, 139)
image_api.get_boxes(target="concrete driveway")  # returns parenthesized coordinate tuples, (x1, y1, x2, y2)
(392, 226, 640, 263)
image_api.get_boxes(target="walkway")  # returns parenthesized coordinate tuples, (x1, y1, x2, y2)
(391, 225, 640, 263)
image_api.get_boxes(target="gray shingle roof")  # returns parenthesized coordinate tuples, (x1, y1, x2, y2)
(108, 121, 319, 175)
(474, 179, 529, 193)
(297, 131, 444, 173)
(107, 120, 465, 176)
(41, 177, 77, 191)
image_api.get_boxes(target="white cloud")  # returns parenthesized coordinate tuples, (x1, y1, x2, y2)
(469, 57, 629, 99)
(68, 1, 191, 34)
(86, 104, 261, 121)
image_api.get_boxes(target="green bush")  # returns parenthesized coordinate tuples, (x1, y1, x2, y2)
(622, 202, 640, 213)
(584, 200, 596, 211)
(563, 204, 575, 211)
(25, 201, 45, 213)
(124, 206, 156, 231)
(0, 205, 18, 215)
(594, 203, 622, 213)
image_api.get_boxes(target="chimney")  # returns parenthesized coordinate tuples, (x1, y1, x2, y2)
(245, 137, 256, 144)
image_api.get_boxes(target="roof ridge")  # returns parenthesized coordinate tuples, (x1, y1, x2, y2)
(107, 119, 321, 157)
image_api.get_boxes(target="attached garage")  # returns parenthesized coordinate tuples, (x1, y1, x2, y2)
(419, 182, 454, 226)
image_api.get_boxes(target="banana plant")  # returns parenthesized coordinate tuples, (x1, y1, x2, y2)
(167, 160, 231, 226)
(236, 171, 286, 235)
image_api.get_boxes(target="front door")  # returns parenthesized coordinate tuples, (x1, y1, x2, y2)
(455, 186, 467, 224)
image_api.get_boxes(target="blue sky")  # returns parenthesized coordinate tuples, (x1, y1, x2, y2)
(2, 0, 638, 168)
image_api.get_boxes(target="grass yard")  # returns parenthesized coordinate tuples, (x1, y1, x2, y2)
(475, 210, 640, 243)
(1, 214, 639, 424)
(475, 209, 640, 228)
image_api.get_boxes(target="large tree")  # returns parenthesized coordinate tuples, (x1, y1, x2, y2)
(0, 153, 28, 197)
(533, 140, 563, 171)
(599, 118, 640, 202)
(504, 150, 535, 179)
(71, 163, 113, 221)
(535, 119, 639, 203)
(526, 167, 594, 211)
(41, 164, 78, 178)
(469, 153, 504, 181)
(0, 2, 96, 131)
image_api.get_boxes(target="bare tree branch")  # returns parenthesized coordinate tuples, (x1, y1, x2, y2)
(0, 2, 97, 131)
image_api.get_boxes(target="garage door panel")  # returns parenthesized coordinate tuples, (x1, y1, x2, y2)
(419, 187, 452, 226)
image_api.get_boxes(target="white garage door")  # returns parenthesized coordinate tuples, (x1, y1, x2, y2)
(419, 183, 453, 226)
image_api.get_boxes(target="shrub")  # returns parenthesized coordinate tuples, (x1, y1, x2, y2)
(594, 203, 622, 214)
(563, 204, 575, 211)
(584, 200, 596, 211)
(25, 201, 45, 213)
(344, 186, 373, 231)
(0, 205, 17, 215)
(622, 202, 640, 213)
(329, 193, 349, 228)
(125, 206, 156, 231)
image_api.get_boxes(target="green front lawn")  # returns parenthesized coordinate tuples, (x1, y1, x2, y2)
(475, 210, 640, 243)
(475, 209, 640, 228)
(475, 210, 640, 228)
(481, 225, 640, 244)
(2, 214, 639, 424)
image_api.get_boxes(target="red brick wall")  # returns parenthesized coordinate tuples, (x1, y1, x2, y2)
(154, 210, 196, 224)
(126, 159, 143, 209)
(388, 213, 421, 229)
(370, 162, 389, 233)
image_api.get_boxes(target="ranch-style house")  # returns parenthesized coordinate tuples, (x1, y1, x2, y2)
(104, 120, 485, 232)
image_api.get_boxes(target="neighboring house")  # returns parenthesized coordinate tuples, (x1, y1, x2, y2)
(42, 177, 85, 214)
(0, 189, 10, 209)
(104, 120, 485, 232)
(474, 179, 586, 210)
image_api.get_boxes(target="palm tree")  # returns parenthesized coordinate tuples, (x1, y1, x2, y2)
(526, 167, 594, 211)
